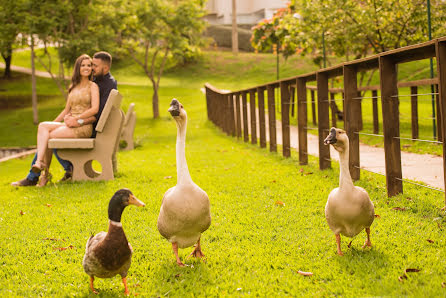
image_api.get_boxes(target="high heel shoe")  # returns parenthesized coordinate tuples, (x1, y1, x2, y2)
(31, 160, 46, 174)
(37, 169, 52, 187)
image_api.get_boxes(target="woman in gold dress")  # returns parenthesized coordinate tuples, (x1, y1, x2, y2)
(31, 54, 100, 185)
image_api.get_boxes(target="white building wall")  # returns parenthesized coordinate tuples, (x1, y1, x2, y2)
(205, 0, 288, 25)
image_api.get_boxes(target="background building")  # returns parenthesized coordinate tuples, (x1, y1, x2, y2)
(204, 0, 289, 26)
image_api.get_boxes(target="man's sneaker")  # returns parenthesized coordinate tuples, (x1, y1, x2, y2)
(59, 171, 72, 182)
(11, 178, 38, 187)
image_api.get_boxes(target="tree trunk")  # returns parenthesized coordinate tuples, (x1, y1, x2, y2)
(152, 85, 159, 118)
(1, 44, 12, 78)
(231, 0, 238, 54)
(30, 37, 39, 124)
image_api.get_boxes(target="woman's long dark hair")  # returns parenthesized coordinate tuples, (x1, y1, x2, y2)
(68, 54, 92, 93)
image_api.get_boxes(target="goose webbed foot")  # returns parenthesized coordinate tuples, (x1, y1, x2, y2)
(335, 234, 344, 256)
(187, 238, 206, 261)
(172, 242, 185, 267)
(89, 276, 98, 295)
(362, 227, 372, 249)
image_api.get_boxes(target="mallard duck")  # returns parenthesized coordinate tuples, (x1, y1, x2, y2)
(324, 127, 375, 256)
(82, 188, 145, 295)
(157, 99, 211, 266)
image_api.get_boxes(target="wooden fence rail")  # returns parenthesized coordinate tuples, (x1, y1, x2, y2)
(205, 37, 446, 205)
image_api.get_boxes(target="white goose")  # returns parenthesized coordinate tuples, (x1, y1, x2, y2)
(157, 99, 211, 266)
(324, 127, 375, 256)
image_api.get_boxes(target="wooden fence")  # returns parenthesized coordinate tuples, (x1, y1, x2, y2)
(205, 37, 446, 204)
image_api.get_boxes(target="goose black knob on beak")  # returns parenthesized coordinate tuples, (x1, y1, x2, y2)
(168, 98, 180, 116)
(324, 127, 337, 145)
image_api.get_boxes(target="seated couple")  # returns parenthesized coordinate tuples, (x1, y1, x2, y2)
(11, 51, 117, 187)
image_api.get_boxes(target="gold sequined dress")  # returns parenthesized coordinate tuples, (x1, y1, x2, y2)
(68, 82, 93, 138)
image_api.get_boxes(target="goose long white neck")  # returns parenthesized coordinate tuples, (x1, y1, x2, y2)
(176, 119, 192, 185)
(338, 140, 355, 190)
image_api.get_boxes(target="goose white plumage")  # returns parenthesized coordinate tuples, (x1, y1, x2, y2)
(157, 99, 211, 266)
(324, 127, 375, 256)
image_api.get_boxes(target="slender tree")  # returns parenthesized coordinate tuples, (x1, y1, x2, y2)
(232, 0, 238, 54)
(121, 0, 205, 118)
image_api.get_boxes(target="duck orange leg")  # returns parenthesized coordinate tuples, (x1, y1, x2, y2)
(335, 234, 344, 256)
(189, 237, 205, 259)
(122, 276, 129, 295)
(172, 242, 185, 267)
(89, 276, 98, 294)
(362, 227, 372, 248)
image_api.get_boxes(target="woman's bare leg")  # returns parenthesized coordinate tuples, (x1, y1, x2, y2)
(35, 122, 66, 169)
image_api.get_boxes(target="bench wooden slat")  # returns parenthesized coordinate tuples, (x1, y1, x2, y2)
(49, 138, 95, 149)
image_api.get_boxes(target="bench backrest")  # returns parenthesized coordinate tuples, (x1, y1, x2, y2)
(96, 89, 122, 133)
(124, 103, 135, 126)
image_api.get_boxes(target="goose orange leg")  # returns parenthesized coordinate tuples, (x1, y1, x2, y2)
(362, 227, 372, 248)
(172, 242, 185, 267)
(335, 234, 344, 256)
(122, 276, 129, 295)
(189, 237, 205, 259)
(89, 276, 98, 294)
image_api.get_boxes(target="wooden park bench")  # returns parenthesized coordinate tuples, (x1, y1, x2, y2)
(48, 89, 124, 181)
(120, 103, 136, 151)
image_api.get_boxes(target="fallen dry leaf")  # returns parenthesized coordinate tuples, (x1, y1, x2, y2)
(42, 238, 65, 242)
(427, 239, 435, 243)
(271, 180, 276, 183)
(175, 274, 181, 278)
(442, 282, 446, 288)
(398, 274, 408, 282)
(53, 245, 75, 251)
(275, 201, 285, 206)
(347, 240, 353, 248)
(297, 271, 313, 276)
(374, 214, 381, 218)
(392, 207, 406, 211)
(164, 176, 172, 179)
(20, 210, 25, 215)
(299, 169, 304, 173)
(46, 204, 52, 207)
(304, 172, 313, 176)
(405, 268, 421, 273)
(406, 197, 413, 201)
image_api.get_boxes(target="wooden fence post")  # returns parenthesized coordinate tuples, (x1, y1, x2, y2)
(228, 93, 235, 136)
(436, 84, 443, 142)
(379, 56, 403, 197)
(330, 92, 337, 128)
(258, 87, 267, 148)
(297, 78, 308, 165)
(410, 86, 419, 140)
(281, 82, 291, 157)
(343, 65, 360, 180)
(436, 40, 446, 207)
(317, 72, 331, 169)
(290, 86, 296, 117)
(267, 85, 277, 152)
(311, 89, 317, 125)
(249, 89, 257, 145)
(242, 92, 249, 142)
(372, 89, 379, 134)
(235, 92, 242, 139)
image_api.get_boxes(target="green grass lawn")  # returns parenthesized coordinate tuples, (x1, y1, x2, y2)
(0, 50, 445, 296)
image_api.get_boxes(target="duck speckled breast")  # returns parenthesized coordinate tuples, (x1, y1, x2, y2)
(68, 82, 93, 138)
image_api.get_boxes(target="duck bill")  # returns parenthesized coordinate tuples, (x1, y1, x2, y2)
(168, 99, 180, 116)
(129, 194, 145, 207)
(324, 128, 337, 145)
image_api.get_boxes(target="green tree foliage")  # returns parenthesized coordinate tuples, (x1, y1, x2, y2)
(252, 0, 446, 67)
(0, 0, 26, 78)
(120, 0, 206, 118)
